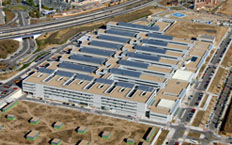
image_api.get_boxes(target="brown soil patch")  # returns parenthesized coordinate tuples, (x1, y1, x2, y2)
(166, 21, 228, 46)
(0, 101, 158, 145)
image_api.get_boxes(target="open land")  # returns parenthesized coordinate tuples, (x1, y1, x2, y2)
(4, 10, 15, 24)
(208, 67, 229, 95)
(36, 6, 160, 50)
(220, 101, 232, 137)
(221, 43, 232, 67)
(0, 101, 159, 145)
(216, 0, 232, 16)
(160, 10, 229, 24)
(165, 21, 228, 46)
(0, 39, 19, 59)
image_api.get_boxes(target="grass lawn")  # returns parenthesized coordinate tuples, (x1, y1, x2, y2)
(9, 5, 28, 11)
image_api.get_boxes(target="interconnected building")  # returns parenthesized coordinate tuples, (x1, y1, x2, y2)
(23, 21, 213, 122)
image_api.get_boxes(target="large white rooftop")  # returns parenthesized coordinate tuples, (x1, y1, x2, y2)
(172, 69, 194, 82)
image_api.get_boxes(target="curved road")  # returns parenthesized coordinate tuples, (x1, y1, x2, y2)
(0, 0, 155, 40)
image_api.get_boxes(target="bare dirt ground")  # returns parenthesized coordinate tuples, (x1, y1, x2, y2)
(220, 102, 232, 135)
(160, 10, 229, 24)
(0, 101, 158, 145)
(216, 0, 232, 16)
(166, 21, 228, 46)
(221, 43, 232, 67)
(208, 67, 229, 95)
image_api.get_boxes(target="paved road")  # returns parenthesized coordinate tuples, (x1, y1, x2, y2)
(0, 0, 155, 40)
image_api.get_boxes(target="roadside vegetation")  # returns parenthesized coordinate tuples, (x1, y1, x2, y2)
(4, 10, 15, 24)
(9, 5, 28, 11)
(0, 40, 19, 59)
(36, 6, 157, 50)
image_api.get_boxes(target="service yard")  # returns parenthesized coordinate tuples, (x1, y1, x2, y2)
(0, 101, 159, 145)
(165, 21, 228, 46)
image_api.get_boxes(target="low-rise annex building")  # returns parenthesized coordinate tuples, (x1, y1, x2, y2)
(22, 21, 213, 122)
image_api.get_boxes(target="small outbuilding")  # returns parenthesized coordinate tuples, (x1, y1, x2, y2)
(51, 138, 62, 145)
(1, 101, 18, 113)
(6, 114, 16, 120)
(76, 126, 88, 135)
(144, 127, 156, 142)
(53, 122, 64, 129)
(26, 130, 40, 141)
(29, 117, 41, 125)
(101, 131, 112, 139)
(125, 138, 135, 145)
(78, 140, 90, 145)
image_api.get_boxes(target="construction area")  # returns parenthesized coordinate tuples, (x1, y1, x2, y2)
(0, 101, 160, 145)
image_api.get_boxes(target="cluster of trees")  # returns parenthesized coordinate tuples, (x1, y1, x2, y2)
(2, 0, 12, 6)
(29, 9, 40, 18)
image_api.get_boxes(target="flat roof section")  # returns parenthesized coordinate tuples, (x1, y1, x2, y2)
(106, 29, 136, 37)
(79, 47, 115, 57)
(142, 39, 168, 47)
(90, 40, 123, 50)
(110, 68, 141, 78)
(147, 33, 173, 40)
(75, 73, 94, 81)
(59, 62, 97, 73)
(98, 35, 130, 43)
(69, 54, 106, 65)
(55, 70, 74, 78)
(172, 70, 193, 82)
(117, 59, 149, 69)
(117, 22, 160, 31)
(38, 68, 54, 74)
(157, 99, 175, 109)
(134, 45, 167, 54)
(163, 79, 189, 96)
(126, 52, 160, 62)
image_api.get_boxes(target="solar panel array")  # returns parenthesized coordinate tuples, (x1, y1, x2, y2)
(126, 52, 160, 62)
(106, 29, 136, 37)
(110, 68, 141, 78)
(137, 85, 154, 92)
(116, 81, 134, 88)
(38, 68, 54, 74)
(59, 62, 97, 73)
(76, 73, 94, 81)
(118, 22, 160, 31)
(134, 45, 166, 54)
(96, 78, 114, 85)
(56, 70, 74, 78)
(69, 54, 106, 64)
(90, 40, 123, 50)
(98, 35, 130, 43)
(80, 47, 115, 57)
(147, 33, 173, 40)
(143, 39, 168, 47)
(118, 60, 149, 69)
